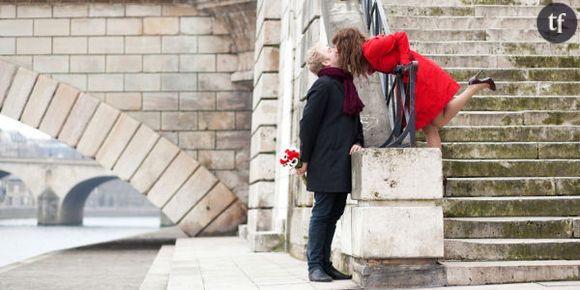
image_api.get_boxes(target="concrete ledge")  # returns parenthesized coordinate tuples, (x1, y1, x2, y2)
(248, 231, 284, 252)
(352, 258, 446, 289)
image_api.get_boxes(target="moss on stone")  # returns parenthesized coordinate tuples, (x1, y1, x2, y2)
(509, 56, 580, 68)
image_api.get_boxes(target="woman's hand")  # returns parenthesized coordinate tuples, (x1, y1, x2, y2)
(349, 144, 363, 155)
(296, 162, 308, 176)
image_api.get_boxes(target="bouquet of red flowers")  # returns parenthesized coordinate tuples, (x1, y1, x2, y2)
(279, 146, 307, 185)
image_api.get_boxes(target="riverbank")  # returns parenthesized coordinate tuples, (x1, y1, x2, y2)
(0, 207, 161, 220)
(0, 227, 185, 290)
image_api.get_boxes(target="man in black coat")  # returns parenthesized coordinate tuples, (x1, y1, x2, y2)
(297, 44, 364, 282)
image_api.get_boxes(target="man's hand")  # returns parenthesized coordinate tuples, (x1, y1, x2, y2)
(296, 162, 308, 176)
(349, 144, 363, 155)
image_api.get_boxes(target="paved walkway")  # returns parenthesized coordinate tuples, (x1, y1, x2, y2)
(168, 237, 580, 290)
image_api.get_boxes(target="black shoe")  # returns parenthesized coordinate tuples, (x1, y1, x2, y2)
(468, 70, 496, 91)
(309, 268, 332, 282)
(326, 265, 352, 280)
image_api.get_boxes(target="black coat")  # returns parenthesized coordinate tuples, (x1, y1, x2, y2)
(300, 75, 364, 193)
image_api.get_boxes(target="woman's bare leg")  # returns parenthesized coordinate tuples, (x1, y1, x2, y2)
(432, 83, 488, 128)
(422, 123, 441, 148)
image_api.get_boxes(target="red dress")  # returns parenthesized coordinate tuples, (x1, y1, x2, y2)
(362, 32, 460, 130)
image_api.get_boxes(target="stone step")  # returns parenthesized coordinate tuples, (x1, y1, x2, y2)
(387, 5, 550, 17)
(464, 96, 580, 111)
(445, 217, 580, 239)
(426, 55, 580, 68)
(443, 196, 580, 217)
(383, 0, 577, 7)
(444, 239, 580, 260)
(406, 28, 580, 42)
(442, 142, 580, 159)
(447, 111, 580, 126)
(390, 16, 576, 30)
(443, 260, 580, 286)
(410, 41, 580, 56)
(455, 82, 580, 96)
(167, 239, 203, 290)
(139, 245, 174, 290)
(406, 29, 487, 41)
(446, 68, 580, 82)
(437, 126, 580, 142)
(444, 159, 580, 177)
(446, 177, 579, 197)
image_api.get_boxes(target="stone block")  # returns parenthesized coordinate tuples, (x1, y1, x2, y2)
(1, 68, 38, 120)
(198, 112, 235, 130)
(125, 36, 161, 54)
(88, 37, 124, 54)
(2, 56, 32, 70)
(58, 93, 100, 147)
(0, 5, 16, 18)
(71, 19, 106, 36)
(147, 151, 200, 208)
(249, 154, 276, 183)
(253, 73, 279, 107)
(255, 47, 279, 73)
(214, 170, 248, 201)
(107, 55, 143, 73)
(53, 5, 89, 18)
(248, 231, 285, 252)
(180, 17, 212, 35)
(34, 19, 69, 36)
(289, 207, 311, 248)
(95, 114, 140, 169)
(34, 56, 69, 73)
(130, 137, 180, 193)
(294, 185, 313, 207)
(70, 55, 105, 73)
(144, 17, 179, 35)
(105, 93, 142, 111)
(216, 54, 238, 72)
(88, 74, 124, 92)
(76, 103, 120, 157)
(38, 83, 79, 138)
(248, 209, 272, 232)
(179, 55, 215, 72)
(236, 112, 251, 130)
(179, 92, 216, 111)
(178, 183, 237, 236)
(179, 131, 215, 149)
(248, 181, 275, 208)
(352, 259, 445, 289)
(0, 60, 17, 107)
(200, 199, 247, 236)
(198, 73, 233, 91)
(16, 37, 51, 55)
(161, 112, 197, 131)
(143, 55, 178, 72)
(216, 131, 250, 150)
(162, 5, 199, 17)
(352, 148, 443, 201)
(53, 37, 88, 54)
(301, 0, 320, 32)
(250, 126, 276, 158)
(127, 111, 160, 130)
(198, 150, 235, 170)
(0, 20, 32, 36)
(161, 73, 197, 91)
(251, 100, 277, 132)
(126, 5, 161, 17)
(350, 206, 444, 259)
(236, 148, 249, 170)
(89, 4, 124, 17)
(217, 91, 251, 111)
(52, 74, 87, 91)
(20, 75, 58, 128)
(142, 92, 178, 110)
(198, 35, 232, 53)
(17, 5, 51, 18)
(162, 36, 197, 53)
(0, 38, 15, 55)
(125, 74, 161, 92)
(163, 166, 218, 222)
(113, 125, 160, 180)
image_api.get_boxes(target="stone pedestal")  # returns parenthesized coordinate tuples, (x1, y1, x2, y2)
(345, 148, 445, 288)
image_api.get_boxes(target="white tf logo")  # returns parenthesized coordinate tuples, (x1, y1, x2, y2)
(548, 12, 566, 34)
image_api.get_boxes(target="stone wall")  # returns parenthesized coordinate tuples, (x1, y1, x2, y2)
(0, 2, 251, 203)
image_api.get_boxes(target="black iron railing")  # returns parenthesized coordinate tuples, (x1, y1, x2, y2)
(362, 0, 417, 147)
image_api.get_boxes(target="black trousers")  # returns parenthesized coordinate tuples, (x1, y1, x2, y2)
(307, 192, 348, 272)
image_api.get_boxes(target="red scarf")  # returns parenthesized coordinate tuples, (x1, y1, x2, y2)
(317, 67, 364, 116)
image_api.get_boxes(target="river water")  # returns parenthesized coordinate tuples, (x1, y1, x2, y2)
(0, 217, 160, 268)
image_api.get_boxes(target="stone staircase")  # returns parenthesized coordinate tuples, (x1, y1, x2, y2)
(385, 0, 580, 286)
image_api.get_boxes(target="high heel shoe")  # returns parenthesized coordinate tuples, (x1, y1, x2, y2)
(468, 70, 496, 91)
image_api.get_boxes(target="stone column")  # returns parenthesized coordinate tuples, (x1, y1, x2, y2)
(343, 148, 446, 288)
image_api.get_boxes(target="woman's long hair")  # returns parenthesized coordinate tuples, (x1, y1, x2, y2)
(332, 27, 372, 78)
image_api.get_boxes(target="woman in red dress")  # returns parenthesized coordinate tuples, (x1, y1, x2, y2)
(332, 27, 495, 148)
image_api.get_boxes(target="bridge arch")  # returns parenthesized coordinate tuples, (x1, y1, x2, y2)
(59, 176, 118, 226)
(0, 60, 245, 236)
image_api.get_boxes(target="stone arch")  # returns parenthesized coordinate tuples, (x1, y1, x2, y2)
(0, 60, 246, 236)
(59, 175, 118, 225)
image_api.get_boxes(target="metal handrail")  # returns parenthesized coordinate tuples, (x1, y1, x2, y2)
(362, 0, 417, 147)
